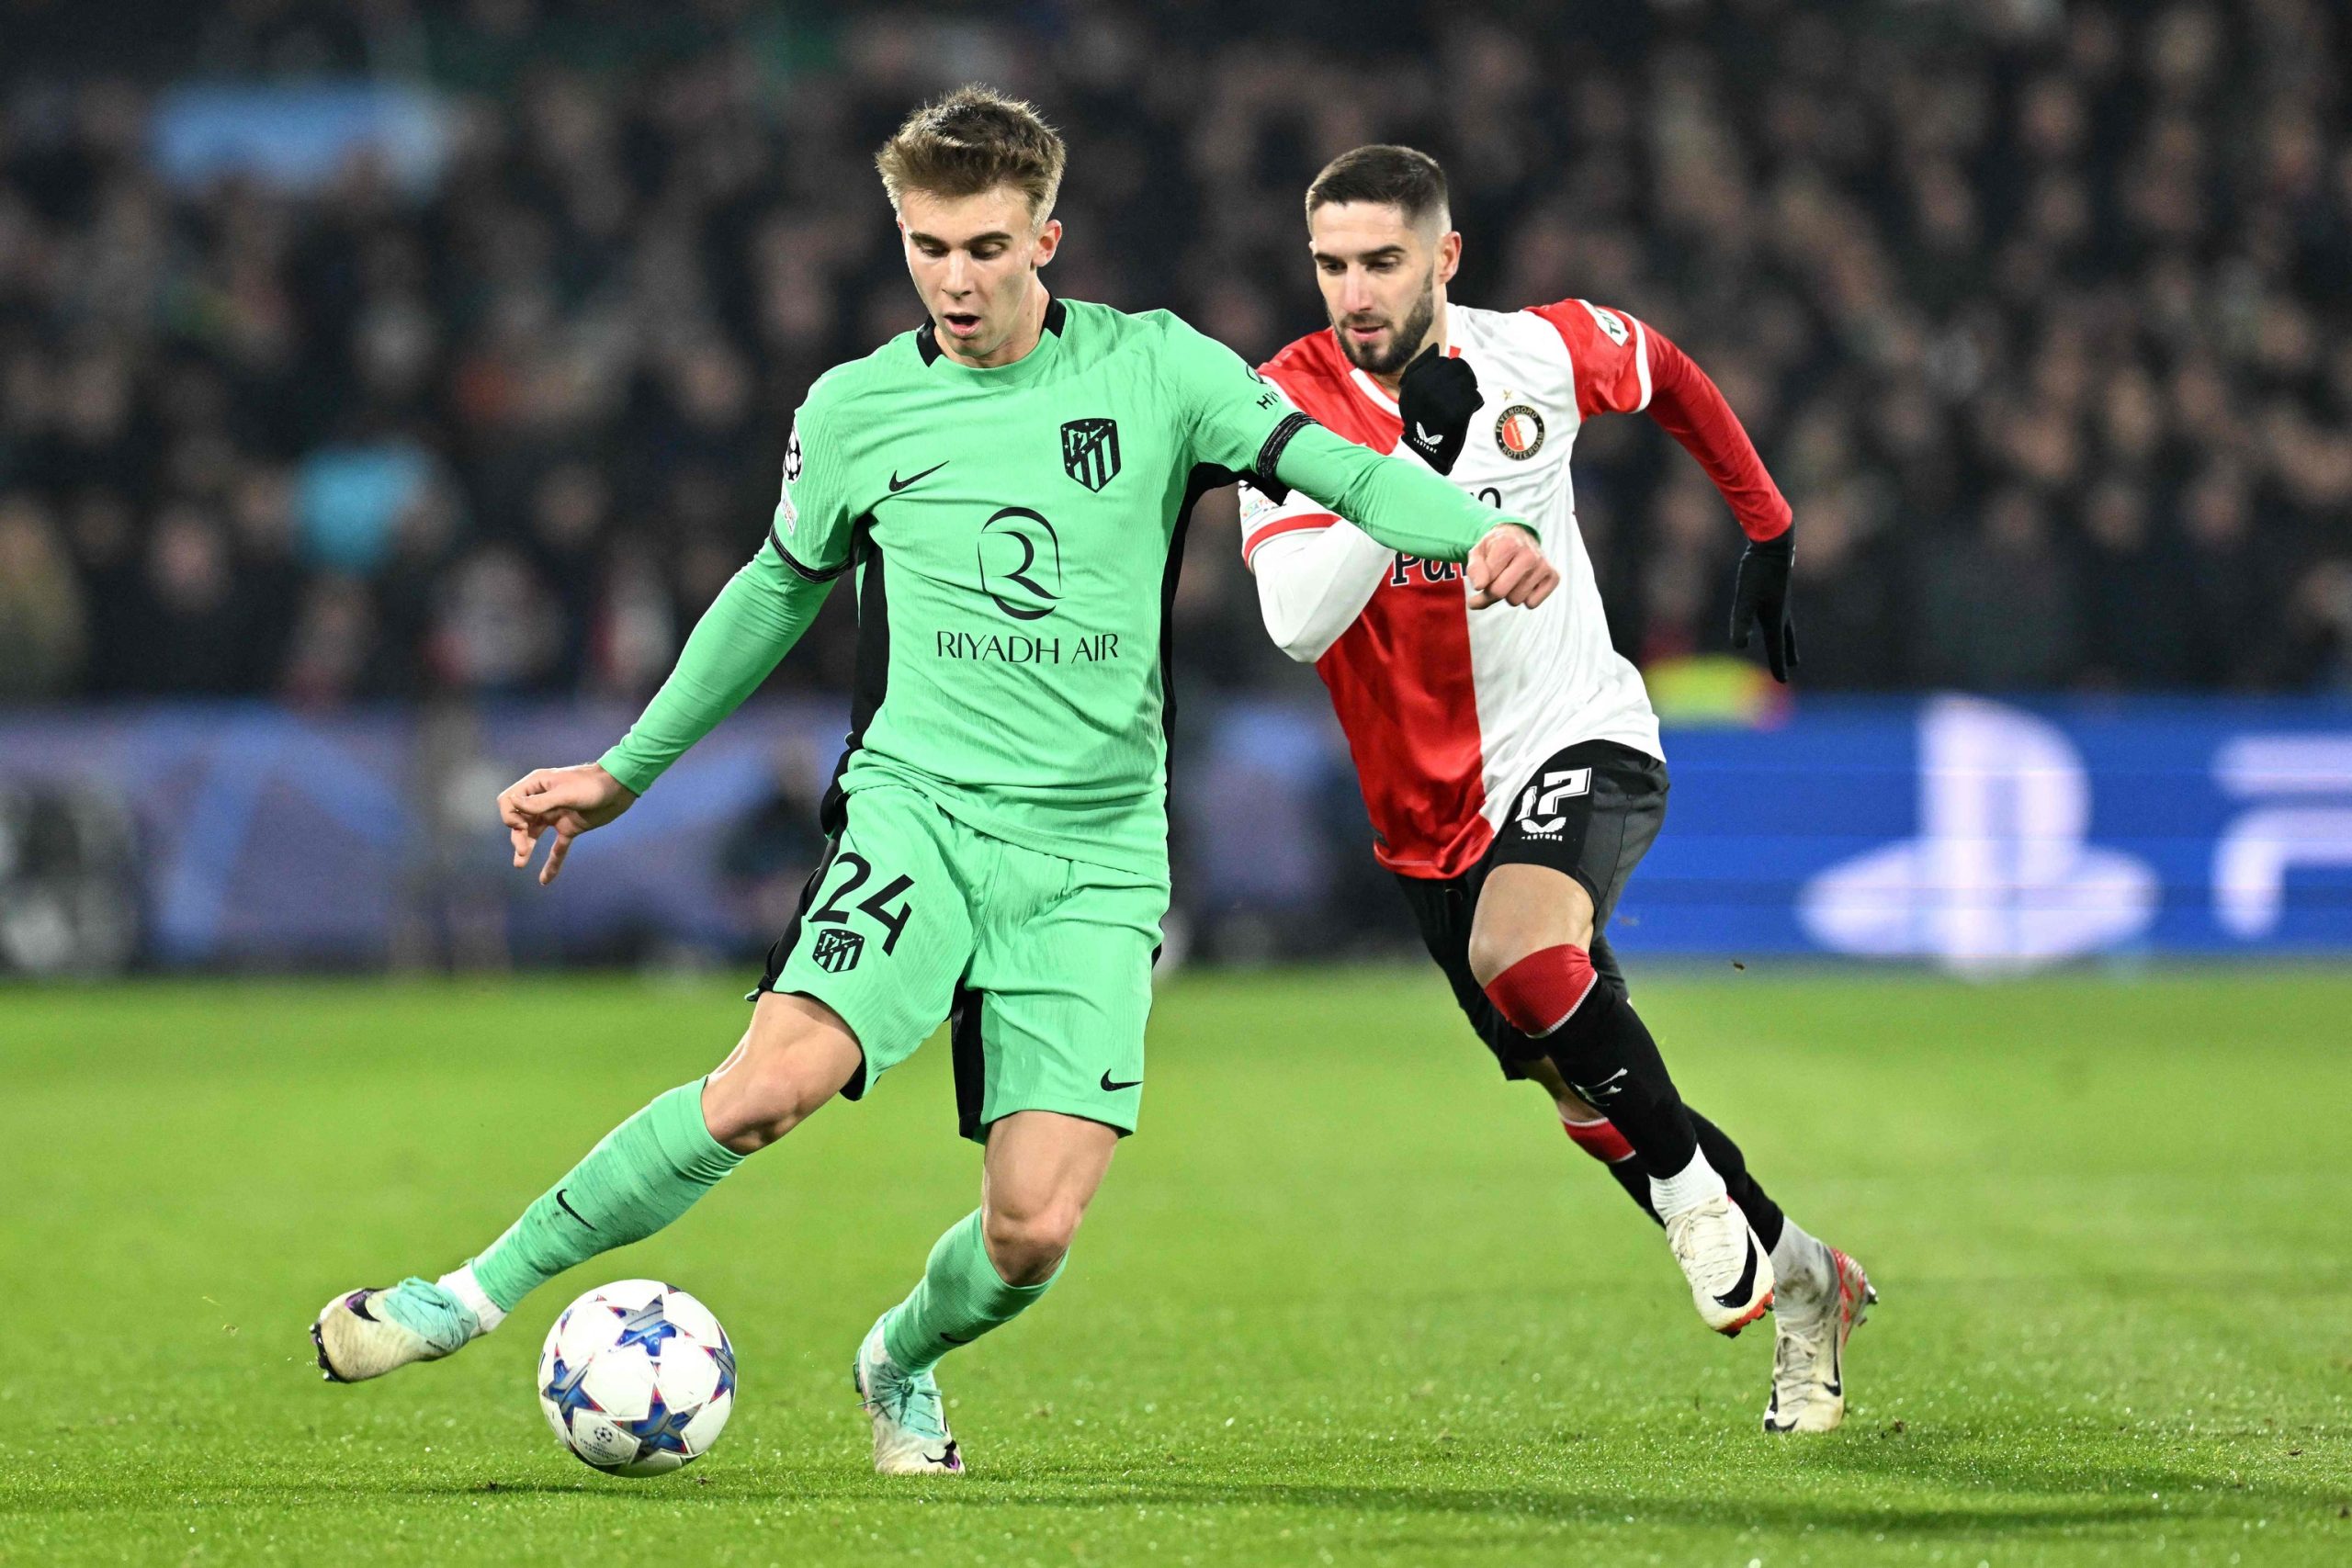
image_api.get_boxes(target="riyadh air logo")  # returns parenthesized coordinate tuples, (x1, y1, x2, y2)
(977, 506, 1063, 621)
(810, 927, 864, 973)
(1495, 404, 1545, 459)
(1061, 417, 1121, 491)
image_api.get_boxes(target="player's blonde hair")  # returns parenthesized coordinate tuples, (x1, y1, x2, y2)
(875, 85, 1067, 224)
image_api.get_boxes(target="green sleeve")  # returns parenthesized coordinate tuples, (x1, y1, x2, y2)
(1271, 420, 1523, 564)
(596, 547, 834, 795)
(1155, 311, 1521, 565)
(1159, 311, 1300, 477)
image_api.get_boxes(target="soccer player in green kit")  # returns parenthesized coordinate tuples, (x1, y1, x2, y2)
(311, 86, 1558, 1475)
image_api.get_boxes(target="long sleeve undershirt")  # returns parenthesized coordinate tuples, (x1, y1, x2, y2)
(1641, 329, 1791, 544)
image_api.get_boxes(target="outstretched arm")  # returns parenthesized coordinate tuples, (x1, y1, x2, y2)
(596, 549, 835, 792)
(503, 390, 859, 883)
(1166, 311, 1557, 610)
(1269, 419, 1555, 608)
(1269, 417, 1491, 558)
(500, 549, 836, 884)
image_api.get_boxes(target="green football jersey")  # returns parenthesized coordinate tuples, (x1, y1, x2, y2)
(599, 296, 1517, 879)
(774, 299, 1289, 874)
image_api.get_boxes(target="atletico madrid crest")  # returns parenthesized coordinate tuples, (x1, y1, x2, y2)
(1061, 417, 1121, 491)
(1494, 404, 1545, 460)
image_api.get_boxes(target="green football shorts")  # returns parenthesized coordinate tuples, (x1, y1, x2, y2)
(759, 784, 1164, 1142)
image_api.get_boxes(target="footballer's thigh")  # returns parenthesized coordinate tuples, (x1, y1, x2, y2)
(759, 784, 979, 1111)
(1467, 739, 1668, 986)
(955, 852, 1162, 1145)
(1468, 864, 1596, 985)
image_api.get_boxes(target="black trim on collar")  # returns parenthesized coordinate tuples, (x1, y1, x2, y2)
(767, 525, 851, 581)
(915, 296, 1064, 367)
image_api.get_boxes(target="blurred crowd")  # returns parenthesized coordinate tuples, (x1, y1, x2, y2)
(3, 0, 2350, 710)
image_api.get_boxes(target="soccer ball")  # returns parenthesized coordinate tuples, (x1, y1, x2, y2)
(537, 1280, 735, 1475)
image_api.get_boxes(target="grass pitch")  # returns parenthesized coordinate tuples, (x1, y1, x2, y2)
(1, 966, 2346, 1565)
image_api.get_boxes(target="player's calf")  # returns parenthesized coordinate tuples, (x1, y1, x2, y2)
(1486, 949, 1777, 1333)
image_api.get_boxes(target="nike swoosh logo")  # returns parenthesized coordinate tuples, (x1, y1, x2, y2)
(888, 461, 948, 491)
(1099, 1070, 1142, 1092)
(1577, 1067, 1629, 1100)
(1713, 1234, 1761, 1309)
(555, 1188, 597, 1231)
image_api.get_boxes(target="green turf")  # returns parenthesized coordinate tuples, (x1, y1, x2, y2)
(2, 968, 2346, 1565)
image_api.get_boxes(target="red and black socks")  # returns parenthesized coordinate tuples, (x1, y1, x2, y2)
(1483, 947, 1702, 1177)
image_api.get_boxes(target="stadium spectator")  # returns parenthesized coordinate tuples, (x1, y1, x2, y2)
(0, 0, 2346, 705)
(0, 492, 85, 697)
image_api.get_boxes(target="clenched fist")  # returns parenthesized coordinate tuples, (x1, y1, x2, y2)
(1465, 524, 1560, 610)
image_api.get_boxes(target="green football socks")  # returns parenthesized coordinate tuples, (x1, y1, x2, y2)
(469, 1082, 741, 1314)
(880, 1209, 1061, 1373)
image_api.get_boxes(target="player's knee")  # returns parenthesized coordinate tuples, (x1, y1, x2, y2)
(1465, 925, 1528, 989)
(982, 1199, 1082, 1286)
(1481, 942, 1602, 1040)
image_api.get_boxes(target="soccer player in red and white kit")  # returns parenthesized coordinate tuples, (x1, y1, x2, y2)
(1238, 146, 1872, 1433)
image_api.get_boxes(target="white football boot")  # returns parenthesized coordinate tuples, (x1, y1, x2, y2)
(311, 1277, 489, 1383)
(1664, 1195, 1775, 1335)
(1763, 1247, 1875, 1433)
(853, 1317, 965, 1475)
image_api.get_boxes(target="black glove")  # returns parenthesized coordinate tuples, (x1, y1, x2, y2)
(1729, 529, 1799, 682)
(1397, 344, 1480, 474)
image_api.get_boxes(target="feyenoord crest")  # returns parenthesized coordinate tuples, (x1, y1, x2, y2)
(1061, 417, 1121, 491)
(810, 927, 865, 973)
(1495, 404, 1545, 460)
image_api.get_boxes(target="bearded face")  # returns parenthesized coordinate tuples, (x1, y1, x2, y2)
(1331, 268, 1438, 377)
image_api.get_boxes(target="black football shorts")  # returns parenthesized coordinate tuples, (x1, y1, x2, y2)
(1393, 739, 1668, 1079)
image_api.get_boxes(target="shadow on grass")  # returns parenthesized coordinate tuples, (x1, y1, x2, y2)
(23, 1464, 2337, 1541)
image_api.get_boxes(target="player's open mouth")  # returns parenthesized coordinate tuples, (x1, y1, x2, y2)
(942, 312, 982, 337)
(1345, 321, 1386, 344)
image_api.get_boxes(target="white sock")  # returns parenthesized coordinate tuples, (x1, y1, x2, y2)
(1769, 1219, 1835, 1304)
(437, 1264, 507, 1333)
(1647, 1147, 1728, 1220)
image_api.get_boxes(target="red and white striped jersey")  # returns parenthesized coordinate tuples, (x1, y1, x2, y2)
(1241, 299, 1788, 881)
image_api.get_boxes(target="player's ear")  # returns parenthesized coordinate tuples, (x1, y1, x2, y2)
(1033, 216, 1062, 269)
(1435, 230, 1464, 287)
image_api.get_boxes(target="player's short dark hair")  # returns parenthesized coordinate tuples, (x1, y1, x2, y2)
(1305, 144, 1451, 231)
(876, 85, 1067, 223)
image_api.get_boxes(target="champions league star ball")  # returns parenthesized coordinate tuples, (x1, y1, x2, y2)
(537, 1280, 735, 1475)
